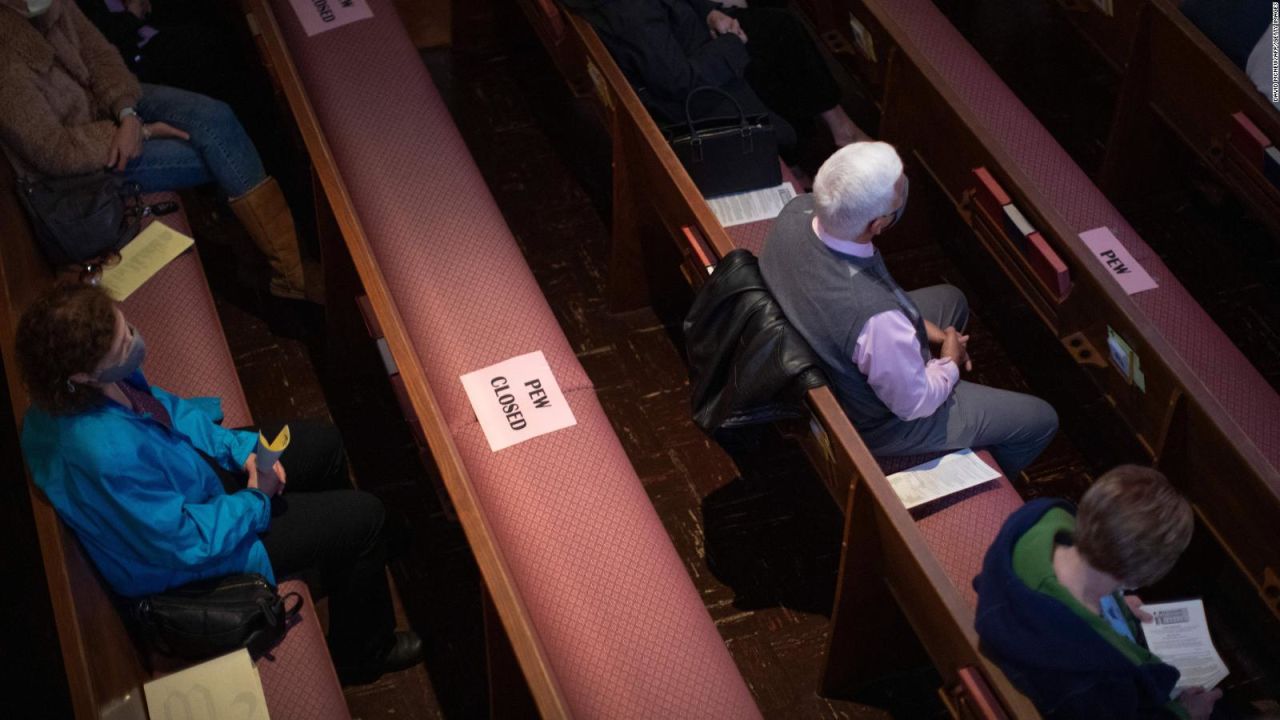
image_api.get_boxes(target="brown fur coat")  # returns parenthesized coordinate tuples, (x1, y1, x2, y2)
(0, 0, 140, 177)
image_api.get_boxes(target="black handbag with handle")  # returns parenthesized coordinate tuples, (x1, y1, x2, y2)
(666, 85, 781, 198)
(132, 573, 303, 661)
(15, 172, 143, 266)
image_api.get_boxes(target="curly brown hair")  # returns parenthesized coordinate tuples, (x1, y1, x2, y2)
(16, 284, 117, 415)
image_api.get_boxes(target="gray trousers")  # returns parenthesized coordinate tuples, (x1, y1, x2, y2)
(859, 285, 1059, 477)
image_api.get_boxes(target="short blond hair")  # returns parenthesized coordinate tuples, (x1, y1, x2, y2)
(1075, 466, 1193, 588)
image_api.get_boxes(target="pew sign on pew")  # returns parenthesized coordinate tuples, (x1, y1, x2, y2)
(461, 351, 577, 451)
(288, 0, 372, 36)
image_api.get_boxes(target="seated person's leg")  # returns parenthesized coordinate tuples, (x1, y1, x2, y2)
(942, 381, 1059, 476)
(258, 489, 401, 677)
(861, 380, 1057, 477)
(908, 284, 969, 332)
(133, 83, 308, 299)
(732, 7, 866, 144)
(120, 137, 214, 193)
(134, 83, 266, 199)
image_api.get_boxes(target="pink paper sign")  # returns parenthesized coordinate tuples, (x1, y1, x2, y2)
(460, 351, 578, 452)
(1078, 227, 1158, 295)
(288, 0, 373, 36)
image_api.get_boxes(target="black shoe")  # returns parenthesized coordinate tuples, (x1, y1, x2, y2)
(335, 631, 425, 686)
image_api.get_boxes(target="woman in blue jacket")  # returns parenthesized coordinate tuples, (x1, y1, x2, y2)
(17, 284, 420, 684)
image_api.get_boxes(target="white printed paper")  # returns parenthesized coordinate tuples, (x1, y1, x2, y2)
(1140, 599, 1229, 695)
(143, 649, 269, 720)
(707, 182, 797, 228)
(1079, 227, 1158, 295)
(460, 351, 577, 451)
(886, 449, 1002, 509)
(288, 0, 372, 36)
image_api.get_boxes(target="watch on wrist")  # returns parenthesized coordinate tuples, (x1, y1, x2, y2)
(118, 106, 139, 123)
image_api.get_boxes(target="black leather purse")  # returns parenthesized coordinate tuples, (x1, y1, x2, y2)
(132, 573, 302, 661)
(666, 86, 781, 198)
(15, 172, 143, 266)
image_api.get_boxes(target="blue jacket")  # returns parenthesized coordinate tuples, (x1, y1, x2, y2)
(21, 371, 273, 597)
(972, 499, 1181, 719)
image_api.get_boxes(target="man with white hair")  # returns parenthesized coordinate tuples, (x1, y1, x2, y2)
(760, 142, 1058, 476)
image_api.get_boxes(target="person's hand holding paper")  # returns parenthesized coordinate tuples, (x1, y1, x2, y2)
(246, 426, 290, 497)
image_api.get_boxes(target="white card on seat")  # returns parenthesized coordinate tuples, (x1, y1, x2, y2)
(461, 351, 577, 451)
(886, 449, 1002, 509)
(143, 649, 268, 720)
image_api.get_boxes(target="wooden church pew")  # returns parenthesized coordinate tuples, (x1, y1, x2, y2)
(800, 0, 1280, 621)
(522, 2, 1040, 715)
(0, 161, 349, 719)
(241, 0, 762, 716)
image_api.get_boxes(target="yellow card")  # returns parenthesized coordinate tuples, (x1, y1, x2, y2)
(100, 221, 195, 301)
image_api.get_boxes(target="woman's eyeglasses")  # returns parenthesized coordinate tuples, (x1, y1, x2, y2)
(77, 252, 123, 286)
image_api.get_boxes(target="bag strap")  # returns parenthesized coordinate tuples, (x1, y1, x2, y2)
(683, 85, 749, 140)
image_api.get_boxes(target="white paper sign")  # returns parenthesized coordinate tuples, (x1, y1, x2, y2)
(288, 0, 373, 36)
(143, 649, 269, 720)
(1079, 227, 1158, 295)
(886, 449, 1002, 509)
(707, 182, 797, 227)
(1140, 599, 1229, 695)
(460, 351, 577, 451)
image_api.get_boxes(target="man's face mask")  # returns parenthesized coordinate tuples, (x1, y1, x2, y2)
(96, 325, 146, 384)
(22, 0, 53, 18)
(882, 174, 909, 232)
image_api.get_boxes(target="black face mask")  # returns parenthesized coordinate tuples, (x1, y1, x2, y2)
(882, 175, 909, 231)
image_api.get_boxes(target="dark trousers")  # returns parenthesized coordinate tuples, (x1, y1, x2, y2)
(221, 421, 396, 666)
(733, 8, 842, 131)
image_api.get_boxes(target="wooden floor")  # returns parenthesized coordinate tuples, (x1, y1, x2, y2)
(3, 1, 1279, 718)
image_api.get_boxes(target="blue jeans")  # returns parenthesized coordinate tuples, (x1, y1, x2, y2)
(121, 84, 267, 198)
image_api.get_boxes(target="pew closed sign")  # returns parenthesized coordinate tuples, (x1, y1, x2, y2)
(288, 0, 372, 36)
(461, 351, 577, 451)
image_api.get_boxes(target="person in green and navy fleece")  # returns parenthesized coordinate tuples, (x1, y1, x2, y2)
(973, 466, 1222, 719)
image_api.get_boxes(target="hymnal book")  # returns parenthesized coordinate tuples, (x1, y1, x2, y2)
(971, 167, 1011, 226)
(1229, 112, 1271, 170)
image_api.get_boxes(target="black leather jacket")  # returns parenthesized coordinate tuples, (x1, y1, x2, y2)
(683, 249, 826, 432)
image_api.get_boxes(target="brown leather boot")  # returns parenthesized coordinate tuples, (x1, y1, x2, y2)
(229, 177, 311, 300)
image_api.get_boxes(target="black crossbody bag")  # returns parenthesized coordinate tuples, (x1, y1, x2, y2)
(132, 573, 302, 661)
(15, 172, 143, 266)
